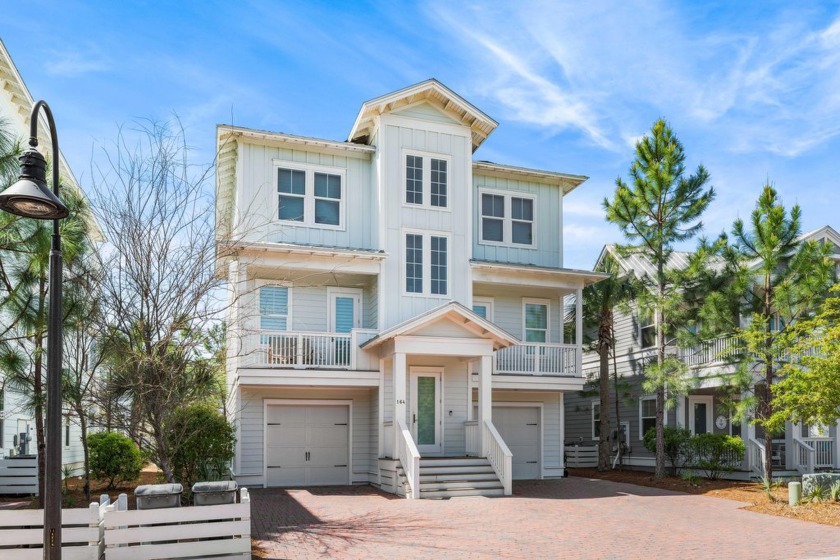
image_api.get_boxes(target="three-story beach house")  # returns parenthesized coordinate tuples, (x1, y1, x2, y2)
(216, 80, 605, 498)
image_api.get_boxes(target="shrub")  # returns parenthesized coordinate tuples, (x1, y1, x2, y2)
(643, 426, 693, 475)
(690, 433, 745, 480)
(167, 404, 235, 491)
(88, 432, 144, 490)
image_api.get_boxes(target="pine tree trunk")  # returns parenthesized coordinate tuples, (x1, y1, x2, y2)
(612, 345, 624, 468)
(79, 411, 90, 501)
(654, 268, 666, 480)
(762, 274, 774, 481)
(598, 343, 611, 471)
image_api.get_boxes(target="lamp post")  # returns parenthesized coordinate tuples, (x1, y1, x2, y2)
(0, 100, 69, 559)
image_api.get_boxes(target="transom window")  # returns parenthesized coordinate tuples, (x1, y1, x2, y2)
(404, 153, 449, 209)
(275, 163, 345, 228)
(405, 232, 449, 296)
(479, 191, 536, 246)
(640, 398, 656, 439)
(523, 299, 549, 343)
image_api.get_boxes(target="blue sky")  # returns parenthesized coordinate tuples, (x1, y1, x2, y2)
(3, 1, 840, 269)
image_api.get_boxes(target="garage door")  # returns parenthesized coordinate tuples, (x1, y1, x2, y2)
(266, 404, 349, 487)
(493, 406, 540, 480)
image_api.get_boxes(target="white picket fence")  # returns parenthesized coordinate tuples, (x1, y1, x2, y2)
(0, 488, 251, 560)
(0, 457, 38, 494)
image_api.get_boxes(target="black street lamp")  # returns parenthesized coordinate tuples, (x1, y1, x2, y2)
(0, 100, 68, 559)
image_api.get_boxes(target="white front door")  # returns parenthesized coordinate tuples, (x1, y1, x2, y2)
(328, 288, 362, 333)
(265, 404, 350, 487)
(410, 368, 442, 454)
(688, 396, 713, 435)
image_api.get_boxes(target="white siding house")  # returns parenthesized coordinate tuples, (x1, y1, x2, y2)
(217, 79, 605, 498)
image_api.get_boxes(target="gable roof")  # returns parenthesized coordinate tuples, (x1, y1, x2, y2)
(361, 301, 519, 351)
(348, 79, 498, 152)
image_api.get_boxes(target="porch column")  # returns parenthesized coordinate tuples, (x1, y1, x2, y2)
(575, 287, 583, 374)
(478, 354, 492, 455)
(393, 352, 407, 456)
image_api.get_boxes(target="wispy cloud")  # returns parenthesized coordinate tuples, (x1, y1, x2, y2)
(43, 49, 108, 76)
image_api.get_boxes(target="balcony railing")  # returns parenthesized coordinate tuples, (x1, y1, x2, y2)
(495, 343, 579, 376)
(677, 335, 742, 367)
(256, 330, 377, 369)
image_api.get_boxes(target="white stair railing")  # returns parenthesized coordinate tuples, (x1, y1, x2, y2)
(483, 420, 513, 496)
(748, 437, 766, 479)
(793, 436, 816, 475)
(804, 437, 835, 468)
(465, 420, 480, 456)
(396, 417, 420, 499)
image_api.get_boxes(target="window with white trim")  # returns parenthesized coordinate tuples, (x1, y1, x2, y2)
(276, 164, 345, 228)
(479, 191, 536, 246)
(404, 153, 449, 208)
(404, 232, 449, 296)
(472, 297, 494, 321)
(639, 398, 656, 440)
(259, 286, 289, 331)
(592, 402, 600, 440)
(523, 299, 549, 343)
(639, 313, 655, 349)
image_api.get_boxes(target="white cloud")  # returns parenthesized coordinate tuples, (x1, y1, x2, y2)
(44, 49, 108, 76)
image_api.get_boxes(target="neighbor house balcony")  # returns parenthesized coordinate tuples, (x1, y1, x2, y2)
(494, 343, 581, 376)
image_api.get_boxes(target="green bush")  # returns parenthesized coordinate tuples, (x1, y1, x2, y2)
(88, 432, 144, 490)
(167, 404, 235, 491)
(643, 426, 692, 475)
(690, 433, 745, 480)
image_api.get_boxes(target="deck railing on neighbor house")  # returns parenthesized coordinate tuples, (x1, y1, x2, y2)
(793, 437, 835, 474)
(495, 343, 579, 376)
(677, 335, 742, 367)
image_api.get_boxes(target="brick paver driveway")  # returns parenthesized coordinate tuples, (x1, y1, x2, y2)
(250, 478, 840, 559)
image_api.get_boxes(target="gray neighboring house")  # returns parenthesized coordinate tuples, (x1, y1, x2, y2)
(565, 226, 840, 478)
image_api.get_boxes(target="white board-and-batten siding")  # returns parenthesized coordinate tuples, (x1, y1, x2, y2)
(236, 387, 373, 487)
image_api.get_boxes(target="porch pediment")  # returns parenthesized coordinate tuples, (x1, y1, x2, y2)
(361, 301, 519, 352)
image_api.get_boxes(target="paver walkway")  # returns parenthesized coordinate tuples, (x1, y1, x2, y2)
(250, 478, 840, 559)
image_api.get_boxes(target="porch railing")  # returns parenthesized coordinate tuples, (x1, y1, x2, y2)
(793, 436, 815, 475)
(495, 343, 578, 376)
(465, 420, 479, 456)
(748, 437, 766, 479)
(806, 437, 835, 468)
(483, 420, 512, 496)
(678, 335, 741, 367)
(396, 417, 420, 499)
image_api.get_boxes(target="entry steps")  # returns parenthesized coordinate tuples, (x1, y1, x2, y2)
(398, 457, 504, 499)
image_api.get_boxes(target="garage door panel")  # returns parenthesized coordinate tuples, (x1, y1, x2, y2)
(307, 405, 348, 425)
(267, 425, 306, 447)
(309, 446, 348, 465)
(267, 405, 306, 424)
(308, 466, 349, 486)
(308, 425, 348, 447)
(493, 406, 540, 480)
(267, 466, 306, 487)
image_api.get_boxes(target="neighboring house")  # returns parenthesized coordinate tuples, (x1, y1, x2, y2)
(565, 227, 840, 478)
(216, 79, 605, 498)
(0, 37, 98, 474)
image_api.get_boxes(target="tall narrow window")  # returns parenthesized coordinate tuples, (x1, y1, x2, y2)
(481, 193, 505, 242)
(314, 172, 341, 225)
(430, 236, 448, 295)
(259, 286, 289, 331)
(65, 416, 70, 447)
(406, 155, 423, 204)
(406, 234, 423, 293)
(524, 302, 548, 342)
(640, 398, 656, 439)
(277, 168, 306, 221)
(511, 197, 534, 245)
(430, 159, 447, 207)
(592, 402, 600, 440)
(639, 313, 655, 348)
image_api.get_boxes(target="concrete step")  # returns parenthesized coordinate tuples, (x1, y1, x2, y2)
(420, 472, 500, 482)
(420, 480, 503, 491)
(419, 458, 489, 468)
(417, 465, 496, 475)
(420, 487, 505, 499)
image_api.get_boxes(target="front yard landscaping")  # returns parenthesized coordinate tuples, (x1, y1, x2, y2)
(569, 467, 840, 527)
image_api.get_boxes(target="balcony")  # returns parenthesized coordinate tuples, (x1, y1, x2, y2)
(494, 343, 580, 376)
(254, 329, 378, 370)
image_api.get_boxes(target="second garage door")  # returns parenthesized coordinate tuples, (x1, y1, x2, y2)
(265, 404, 349, 487)
(493, 406, 541, 480)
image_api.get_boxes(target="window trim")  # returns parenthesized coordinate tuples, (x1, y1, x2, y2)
(522, 297, 550, 343)
(401, 229, 452, 297)
(401, 150, 452, 211)
(327, 287, 363, 333)
(639, 396, 657, 440)
(478, 188, 537, 248)
(272, 160, 347, 230)
(591, 401, 600, 441)
(472, 296, 494, 322)
(255, 280, 294, 332)
(688, 395, 713, 436)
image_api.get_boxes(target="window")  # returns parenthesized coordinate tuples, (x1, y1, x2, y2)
(406, 234, 423, 293)
(592, 402, 600, 440)
(404, 232, 449, 296)
(472, 297, 494, 321)
(479, 191, 536, 246)
(65, 416, 70, 447)
(404, 153, 449, 209)
(639, 313, 655, 348)
(524, 300, 549, 343)
(640, 398, 656, 439)
(259, 286, 289, 331)
(275, 163, 345, 228)
(406, 155, 423, 204)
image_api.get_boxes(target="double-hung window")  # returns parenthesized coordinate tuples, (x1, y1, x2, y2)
(592, 402, 600, 440)
(523, 299, 549, 343)
(639, 313, 655, 349)
(639, 398, 656, 439)
(275, 163, 345, 228)
(404, 153, 449, 209)
(404, 232, 449, 295)
(479, 190, 536, 246)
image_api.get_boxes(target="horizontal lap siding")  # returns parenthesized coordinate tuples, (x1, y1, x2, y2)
(238, 387, 373, 485)
(291, 286, 328, 331)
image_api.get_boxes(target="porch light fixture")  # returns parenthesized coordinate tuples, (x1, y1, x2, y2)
(0, 100, 67, 559)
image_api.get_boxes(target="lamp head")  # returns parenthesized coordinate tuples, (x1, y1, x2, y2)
(0, 149, 69, 220)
